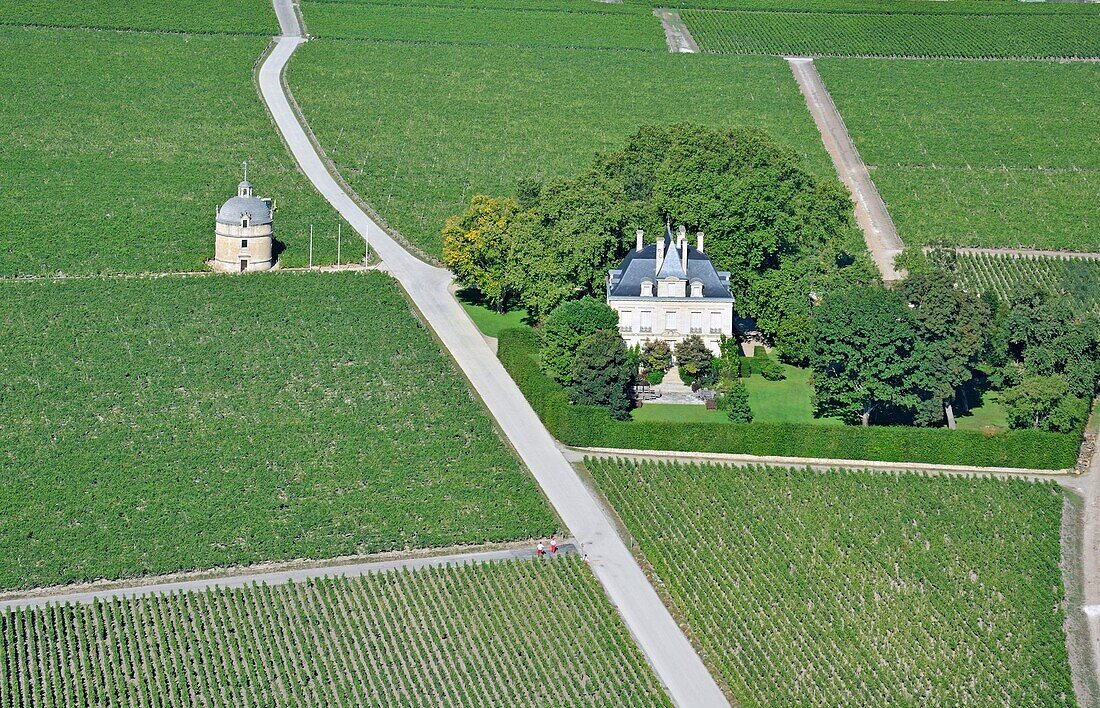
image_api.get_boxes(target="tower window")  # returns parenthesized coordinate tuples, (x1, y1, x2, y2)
(241, 217, 249, 228)
(241, 239, 248, 248)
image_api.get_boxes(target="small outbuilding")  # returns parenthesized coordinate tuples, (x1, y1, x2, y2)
(213, 165, 275, 273)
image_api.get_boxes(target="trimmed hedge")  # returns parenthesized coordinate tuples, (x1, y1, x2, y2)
(498, 327, 1081, 470)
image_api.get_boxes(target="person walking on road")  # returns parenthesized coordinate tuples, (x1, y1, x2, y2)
(549, 536, 558, 554)
(536, 541, 545, 558)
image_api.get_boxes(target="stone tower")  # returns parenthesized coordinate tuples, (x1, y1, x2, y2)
(213, 163, 275, 272)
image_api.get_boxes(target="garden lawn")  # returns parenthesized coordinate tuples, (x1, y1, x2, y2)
(457, 289, 533, 339)
(589, 457, 1072, 705)
(742, 363, 841, 425)
(288, 40, 834, 259)
(302, 0, 665, 50)
(0, 273, 555, 590)
(0, 0, 277, 34)
(0, 26, 356, 277)
(817, 59, 1100, 251)
(1, 558, 669, 707)
(631, 404, 727, 425)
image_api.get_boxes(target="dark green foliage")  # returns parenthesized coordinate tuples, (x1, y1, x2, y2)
(641, 339, 673, 377)
(646, 369, 665, 386)
(589, 457, 1072, 704)
(498, 327, 1080, 469)
(571, 330, 634, 421)
(0, 275, 555, 590)
(674, 335, 715, 386)
(722, 380, 753, 423)
(810, 287, 921, 425)
(540, 298, 619, 384)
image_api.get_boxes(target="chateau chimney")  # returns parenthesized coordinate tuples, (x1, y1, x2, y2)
(697, 232, 704, 253)
(655, 234, 665, 274)
(636, 228, 644, 252)
(677, 224, 687, 241)
(681, 235, 688, 272)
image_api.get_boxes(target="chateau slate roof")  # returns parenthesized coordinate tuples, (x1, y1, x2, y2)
(607, 226, 733, 300)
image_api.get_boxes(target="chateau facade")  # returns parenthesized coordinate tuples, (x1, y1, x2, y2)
(606, 224, 734, 356)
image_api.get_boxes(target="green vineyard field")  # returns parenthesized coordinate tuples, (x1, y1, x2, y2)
(0, 273, 554, 590)
(302, 0, 665, 49)
(682, 8, 1099, 59)
(818, 59, 1100, 251)
(588, 458, 1073, 705)
(0, 26, 353, 277)
(288, 39, 832, 258)
(0, 558, 669, 707)
(0, 0, 276, 34)
(957, 253, 1100, 315)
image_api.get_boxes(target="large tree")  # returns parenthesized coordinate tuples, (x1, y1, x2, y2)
(442, 195, 524, 311)
(1002, 374, 1085, 433)
(570, 329, 634, 420)
(810, 287, 921, 425)
(898, 252, 993, 427)
(540, 298, 619, 384)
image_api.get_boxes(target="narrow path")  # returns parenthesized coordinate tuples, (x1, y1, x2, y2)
(1077, 432, 1100, 698)
(565, 445, 1076, 479)
(948, 246, 1100, 261)
(258, 11, 728, 706)
(788, 57, 905, 283)
(654, 8, 699, 53)
(0, 543, 577, 612)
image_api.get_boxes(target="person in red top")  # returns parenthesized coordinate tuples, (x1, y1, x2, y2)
(549, 535, 558, 554)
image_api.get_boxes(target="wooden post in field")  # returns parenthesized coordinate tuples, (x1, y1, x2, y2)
(309, 224, 314, 270)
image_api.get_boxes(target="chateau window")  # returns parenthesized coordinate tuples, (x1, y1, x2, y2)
(618, 309, 633, 332)
(241, 239, 248, 248)
(665, 311, 677, 333)
(641, 280, 653, 297)
(640, 310, 653, 333)
(710, 311, 724, 334)
(690, 312, 702, 334)
(691, 281, 703, 297)
(241, 217, 249, 228)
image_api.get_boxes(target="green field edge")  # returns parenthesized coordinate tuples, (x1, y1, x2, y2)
(0, 19, 274, 38)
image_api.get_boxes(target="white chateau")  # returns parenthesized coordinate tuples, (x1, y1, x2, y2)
(606, 224, 734, 356)
(212, 164, 275, 273)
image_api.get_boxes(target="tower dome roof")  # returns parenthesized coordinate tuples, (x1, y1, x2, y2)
(217, 195, 272, 226)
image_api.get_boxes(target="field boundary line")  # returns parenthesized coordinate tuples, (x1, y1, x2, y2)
(566, 445, 1075, 478)
(787, 56, 905, 282)
(0, 19, 276, 39)
(654, 8, 699, 53)
(703, 48, 1100, 63)
(943, 246, 1100, 261)
(0, 542, 578, 611)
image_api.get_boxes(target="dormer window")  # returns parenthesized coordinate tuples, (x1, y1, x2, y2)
(641, 280, 653, 297)
(691, 281, 703, 297)
(241, 216, 249, 228)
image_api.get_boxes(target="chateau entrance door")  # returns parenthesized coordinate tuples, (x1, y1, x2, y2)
(240, 259, 248, 272)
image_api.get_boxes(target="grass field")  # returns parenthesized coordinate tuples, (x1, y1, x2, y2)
(0, 0, 277, 34)
(0, 273, 555, 590)
(589, 457, 1072, 705)
(457, 288, 533, 339)
(302, 0, 665, 49)
(818, 59, 1100, 251)
(0, 26, 356, 277)
(682, 8, 1099, 59)
(288, 39, 834, 258)
(0, 557, 670, 707)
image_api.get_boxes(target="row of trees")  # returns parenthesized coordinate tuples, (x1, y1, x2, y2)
(810, 250, 1098, 430)
(444, 123, 875, 340)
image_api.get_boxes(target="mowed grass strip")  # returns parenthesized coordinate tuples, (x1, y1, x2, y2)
(682, 8, 1099, 59)
(288, 40, 833, 258)
(817, 59, 1100, 251)
(1, 558, 671, 707)
(588, 458, 1072, 705)
(0, 26, 355, 277)
(303, 1, 665, 50)
(0, 273, 555, 590)
(0, 0, 277, 35)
